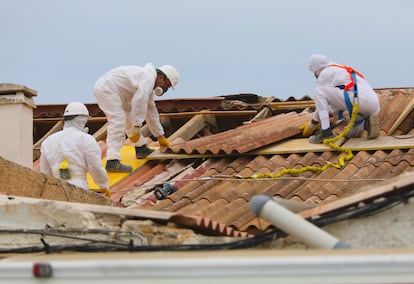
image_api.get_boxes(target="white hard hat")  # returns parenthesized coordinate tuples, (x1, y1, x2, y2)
(159, 65, 180, 89)
(64, 101, 89, 117)
(308, 54, 332, 73)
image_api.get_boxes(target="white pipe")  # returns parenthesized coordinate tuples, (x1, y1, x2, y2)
(3, 254, 414, 282)
(250, 194, 349, 249)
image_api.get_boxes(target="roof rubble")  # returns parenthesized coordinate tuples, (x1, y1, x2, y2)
(2, 88, 414, 253)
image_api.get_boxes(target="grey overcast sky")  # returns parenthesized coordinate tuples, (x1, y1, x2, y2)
(1, 0, 413, 105)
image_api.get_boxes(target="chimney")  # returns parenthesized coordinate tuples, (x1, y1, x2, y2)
(0, 83, 37, 168)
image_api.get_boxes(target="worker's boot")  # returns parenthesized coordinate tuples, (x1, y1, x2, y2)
(105, 159, 132, 173)
(365, 115, 380, 139)
(135, 145, 154, 159)
(309, 128, 333, 144)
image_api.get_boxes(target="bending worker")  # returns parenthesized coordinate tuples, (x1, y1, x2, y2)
(40, 102, 109, 193)
(301, 54, 380, 144)
(94, 63, 180, 173)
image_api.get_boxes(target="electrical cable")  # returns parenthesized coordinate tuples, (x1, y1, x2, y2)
(1, 184, 413, 253)
(0, 228, 281, 254)
(311, 187, 414, 227)
(4, 102, 413, 253)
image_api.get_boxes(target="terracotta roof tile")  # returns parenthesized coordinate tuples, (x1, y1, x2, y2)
(110, 161, 167, 201)
(32, 87, 414, 236)
(176, 199, 211, 216)
(170, 112, 311, 154)
(376, 88, 414, 135)
(170, 215, 253, 237)
(154, 149, 414, 233)
(397, 116, 414, 135)
(156, 94, 272, 113)
(404, 148, 414, 166)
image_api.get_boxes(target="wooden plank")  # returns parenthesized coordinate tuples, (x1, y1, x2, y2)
(34, 111, 257, 125)
(34, 117, 107, 123)
(146, 137, 344, 160)
(3, 195, 174, 221)
(92, 122, 108, 141)
(203, 113, 218, 130)
(146, 135, 414, 160)
(342, 135, 414, 151)
(270, 101, 315, 110)
(159, 110, 257, 118)
(33, 120, 64, 148)
(244, 107, 272, 124)
(257, 137, 346, 154)
(298, 171, 414, 219)
(80, 202, 174, 220)
(388, 90, 414, 134)
(168, 114, 206, 142)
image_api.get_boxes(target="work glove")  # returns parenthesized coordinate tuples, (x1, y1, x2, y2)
(103, 189, 111, 198)
(129, 126, 141, 143)
(299, 121, 319, 137)
(158, 136, 170, 148)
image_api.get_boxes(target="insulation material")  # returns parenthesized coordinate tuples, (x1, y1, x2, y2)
(87, 145, 149, 189)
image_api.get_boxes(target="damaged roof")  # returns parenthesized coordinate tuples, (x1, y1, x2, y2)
(31, 88, 414, 237)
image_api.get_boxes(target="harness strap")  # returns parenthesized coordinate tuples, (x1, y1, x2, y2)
(330, 63, 365, 91)
(331, 64, 364, 125)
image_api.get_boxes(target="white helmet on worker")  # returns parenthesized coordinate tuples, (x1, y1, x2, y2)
(64, 101, 89, 117)
(308, 54, 332, 74)
(159, 65, 180, 89)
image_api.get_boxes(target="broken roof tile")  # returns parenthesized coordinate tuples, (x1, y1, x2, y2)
(169, 112, 311, 154)
(30, 87, 414, 236)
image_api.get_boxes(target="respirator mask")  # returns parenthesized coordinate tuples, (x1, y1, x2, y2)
(154, 86, 168, 96)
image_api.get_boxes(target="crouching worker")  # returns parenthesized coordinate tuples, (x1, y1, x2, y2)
(40, 102, 109, 196)
(300, 54, 380, 144)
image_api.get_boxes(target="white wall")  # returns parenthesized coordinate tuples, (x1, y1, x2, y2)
(0, 84, 36, 168)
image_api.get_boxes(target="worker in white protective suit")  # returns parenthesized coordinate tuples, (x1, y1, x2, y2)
(40, 102, 109, 194)
(94, 63, 180, 173)
(300, 54, 380, 143)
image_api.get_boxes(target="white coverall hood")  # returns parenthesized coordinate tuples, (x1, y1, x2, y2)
(308, 54, 332, 74)
(40, 116, 109, 190)
(64, 115, 88, 131)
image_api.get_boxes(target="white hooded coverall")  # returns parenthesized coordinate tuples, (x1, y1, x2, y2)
(311, 62, 380, 137)
(40, 116, 109, 190)
(93, 63, 164, 160)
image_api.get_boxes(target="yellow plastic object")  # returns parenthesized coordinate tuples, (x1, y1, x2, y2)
(243, 103, 359, 179)
(87, 145, 148, 189)
(58, 158, 71, 180)
(59, 158, 69, 170)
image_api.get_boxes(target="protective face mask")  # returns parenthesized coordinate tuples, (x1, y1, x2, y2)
(154, 87, 164, 96)
(154, 86, 169, 96)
